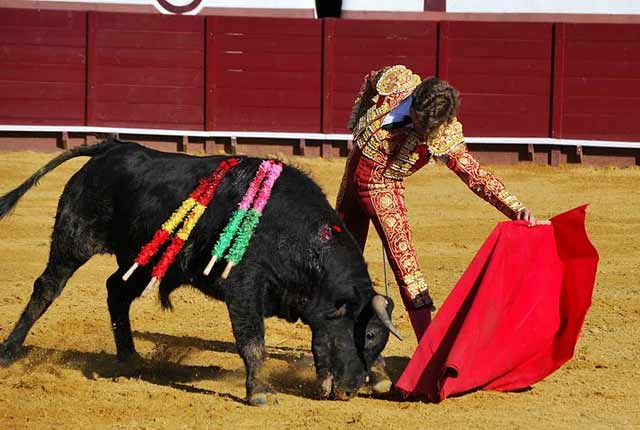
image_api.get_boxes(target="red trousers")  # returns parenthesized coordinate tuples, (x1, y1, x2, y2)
(336, 149, 433, 337)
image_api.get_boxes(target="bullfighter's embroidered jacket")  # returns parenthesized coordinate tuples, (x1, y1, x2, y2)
(348, 65, 525, 220)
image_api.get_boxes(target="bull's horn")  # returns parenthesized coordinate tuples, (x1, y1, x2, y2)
(372, 295, 403, 341)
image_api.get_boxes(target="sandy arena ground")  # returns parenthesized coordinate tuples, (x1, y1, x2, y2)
(0, 150, 639, 429)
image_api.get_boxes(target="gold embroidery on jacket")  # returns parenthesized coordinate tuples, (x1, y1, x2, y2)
(426, 117, 465, 157)
(376, 65, 422, 96)
(447, 143, 525, 219)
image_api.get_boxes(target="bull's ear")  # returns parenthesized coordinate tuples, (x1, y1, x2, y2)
(326, 303, 349, 319)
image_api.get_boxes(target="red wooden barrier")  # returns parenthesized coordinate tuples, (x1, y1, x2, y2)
(553, 23, 640, 141)
(87, 12, 205, 130)
(439, 21, 553, 137)
(206, 16, 322, 132)
(322, 18, 438, 134)
(0, 9, 86, 125)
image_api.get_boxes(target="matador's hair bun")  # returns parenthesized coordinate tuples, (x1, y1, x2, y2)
(411, 78, 460, 133)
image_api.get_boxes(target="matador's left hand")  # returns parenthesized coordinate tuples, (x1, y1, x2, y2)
(517, 207, 551, 227)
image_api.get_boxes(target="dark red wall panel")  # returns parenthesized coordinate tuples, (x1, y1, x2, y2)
(87, 12, 204, 130)
(0, 9, 86, 125)
(439, 21, 553, 137)
(322, 18, 437, 134)
(553, 23, 640, 141)
(206, 16, 322, 132)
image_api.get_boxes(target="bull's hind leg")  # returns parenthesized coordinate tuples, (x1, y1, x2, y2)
(0, 252, 88, 365)
(106, 269, 145, 363)
(226, 297, 276, 406)
(0, 187, 105, 366)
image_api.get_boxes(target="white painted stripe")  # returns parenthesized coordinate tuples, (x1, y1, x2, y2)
(1, 125, 640, 149)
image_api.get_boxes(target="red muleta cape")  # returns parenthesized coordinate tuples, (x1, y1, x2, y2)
(395, 205, 599, 402)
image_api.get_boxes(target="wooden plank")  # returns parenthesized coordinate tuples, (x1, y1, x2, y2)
(562, 23, 640, 41)
(217, 34, 320, 54)
(460, 94, 550, 114)
(91, 86, 203, 105)
(458, 112, 550, 137)
(0, 83, 85, 101)
(92, 67, 204, 86)
(332, 19, 437, 38)
(442, 21, 553, 40)
(445, 39, 551, 59)
(93, 12, 202, 32)
(215, 53, 321, 72)
(0, 9, 86, 29)
(214, 16, 321, 36)
(95, 30, 203, 50)
(214, 106, 319, 132)
(214, 88, 320, 108)
(94, 48, 203, 69)
(445, 74, 550, 95)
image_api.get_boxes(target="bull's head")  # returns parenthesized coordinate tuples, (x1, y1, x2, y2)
(308, 223, 402, 400)
(310, 294, 401, 400)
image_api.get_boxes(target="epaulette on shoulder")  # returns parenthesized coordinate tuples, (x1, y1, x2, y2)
(375, 65, 422, 96)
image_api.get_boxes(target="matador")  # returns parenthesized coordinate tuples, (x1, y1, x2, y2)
(336, 65, 540, 344)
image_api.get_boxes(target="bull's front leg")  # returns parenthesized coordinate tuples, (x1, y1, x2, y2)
(226, 299, 276, 406)
(311, 329, 333, 398)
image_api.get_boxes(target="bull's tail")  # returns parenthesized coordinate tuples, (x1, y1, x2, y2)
(0, 139, 119, 220)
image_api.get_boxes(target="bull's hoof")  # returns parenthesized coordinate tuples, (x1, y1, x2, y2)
(115, 352, 145, 375)
(333, 389, 357, 401)
(319, 375, 333, 398)
(368, 359, 393, 395)
(371, 378, 393, 395)
(0, 343, 19, 367)
(247, 391, 278, 407)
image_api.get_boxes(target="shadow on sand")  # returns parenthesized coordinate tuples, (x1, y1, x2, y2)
(11, 331, 413, 404)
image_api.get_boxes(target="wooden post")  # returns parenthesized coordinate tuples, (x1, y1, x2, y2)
(321, 141, 332, 158)
(347, 139, 354, 153)
(59, 131, 69, 149)
(527, 143, 534, 161)
(297, 138, 306, 156)
(230, 136, 238, 155)
(84, 133, 98, 146)
(204, 138, 218, 154)
(576, 145, 584, 164)
(549, 146, 561, 166)
(178, 135, 188, 152)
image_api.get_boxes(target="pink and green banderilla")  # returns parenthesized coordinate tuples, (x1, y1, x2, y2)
(122, 158, 239, 295)
(204, 160, 283, 279)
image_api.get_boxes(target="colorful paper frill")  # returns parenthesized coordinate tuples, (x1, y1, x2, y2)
(221, 161, 282, 278)
(203, 160, 271, 275)
(122, 158, 239, 295)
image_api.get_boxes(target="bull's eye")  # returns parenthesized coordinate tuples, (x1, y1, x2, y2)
(366, 331, 375, 341)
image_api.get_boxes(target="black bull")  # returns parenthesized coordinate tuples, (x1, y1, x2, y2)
(0, 140, 402, 405)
